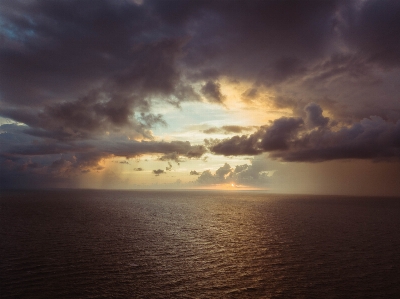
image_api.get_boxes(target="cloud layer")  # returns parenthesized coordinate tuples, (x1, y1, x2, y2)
(1, 0, 400, 189)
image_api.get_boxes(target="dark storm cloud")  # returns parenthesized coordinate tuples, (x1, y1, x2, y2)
(0, 124, 207, 188)
(340, 0, 400, 67)
(0, 0, 194, 141)
(2, 0, 399, 114)
(1, 0, 400, 188)
(260, 117, 304, 151)
(209, 104, 400, 161)
(175, 0, 400, 120)
(206, 132, 263, 156)
(262, 56, 307, 85)
(304, 103, 330, 128)
(183, 0, 340, 80)
(0, 123, 206, 160)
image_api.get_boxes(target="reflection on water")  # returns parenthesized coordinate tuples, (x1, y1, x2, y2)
(1, 190, 400, 298)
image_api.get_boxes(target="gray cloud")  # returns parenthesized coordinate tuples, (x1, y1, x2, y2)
(304, 103, 330, 128)
(260, 117, 304, 151)
(153, 169, 166, 176)
(203, 125, 255, 134)
(339, 0, 400, 68)
(0, 123, 207, 188)
(1, 0, 400, 188)
(2, 0, 400, 121)
(206, 129, 263, 156)
(209, 104, 400, 161)
(0, 0, 198, 143)
(200, 81, 225, 104)
(195, 158, 270, 187)
(158, 144, 207, 164)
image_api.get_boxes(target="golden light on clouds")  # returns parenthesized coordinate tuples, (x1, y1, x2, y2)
(218, 77, 292, 125)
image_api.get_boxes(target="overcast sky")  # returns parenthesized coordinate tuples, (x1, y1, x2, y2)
(1, 0, 400, 195)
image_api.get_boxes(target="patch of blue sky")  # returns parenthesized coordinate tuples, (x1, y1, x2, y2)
(151, 101, 248, 142)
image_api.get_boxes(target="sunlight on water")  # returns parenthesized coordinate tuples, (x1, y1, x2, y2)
(1, 190, 400, 298)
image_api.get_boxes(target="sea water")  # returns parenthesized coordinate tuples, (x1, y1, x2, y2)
(1, 190, 400, 298)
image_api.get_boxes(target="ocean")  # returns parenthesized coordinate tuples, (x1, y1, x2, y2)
(1, 190, 400, 298)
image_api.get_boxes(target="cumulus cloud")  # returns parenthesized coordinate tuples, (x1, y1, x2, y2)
(260, 117, 304, 151)
(195, 158, 270, 187)
(304, 103, 330, 128)
(209, 104, 400, 161)
(206, 130, 263, 156)
(190, 170, 201, 175)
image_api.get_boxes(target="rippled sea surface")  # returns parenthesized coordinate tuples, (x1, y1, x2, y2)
(1, 190, 400, 298)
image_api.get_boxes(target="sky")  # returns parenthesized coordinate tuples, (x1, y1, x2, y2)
(1, 0, 400, 195)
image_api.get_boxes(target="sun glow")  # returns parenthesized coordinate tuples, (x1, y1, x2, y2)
(192, 183, 266, 191)
(218, 77, 289, 125)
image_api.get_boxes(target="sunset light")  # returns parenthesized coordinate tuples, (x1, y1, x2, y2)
(1, 1, 400, 298)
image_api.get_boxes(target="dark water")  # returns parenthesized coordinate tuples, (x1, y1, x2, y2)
(1, 190, 400, 298)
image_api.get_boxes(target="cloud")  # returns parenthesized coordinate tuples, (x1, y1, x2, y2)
(209, 104, 400, 161)
(134, 167, 143, 171)
(190, 170, 201, 175)
(195, 158, 270, 187)
(153, 169, 166, 176)
(158, 144, 207, 163)
(260, 117, 304, 151)
(1, 0, 400, 189)
(0, 0, 200, 143)
(339, 0, 400, 68)
(159, 152, 185, 164)
(203, 125, 255, 134)
(200, 81, 225, 104)
(2, 0, 400, 123)
(206, 130, 263, 156)
(0, 125, 207, 160)
(304, 103, 329, 128)
(241, 88, 259, 102)
(0, 123, 207, 188)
